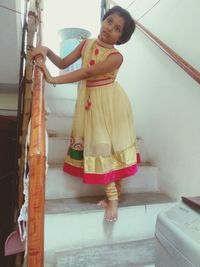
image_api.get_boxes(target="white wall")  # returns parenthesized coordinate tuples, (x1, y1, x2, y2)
(0, 0, 22, 85)
(135, 0, 200, 71)
(116, 0, 200, 70)
(117, 0, 200, 199)
(0, 93, 18, 115)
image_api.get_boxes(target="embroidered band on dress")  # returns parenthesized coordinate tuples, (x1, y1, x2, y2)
(87, 78, 114, 87)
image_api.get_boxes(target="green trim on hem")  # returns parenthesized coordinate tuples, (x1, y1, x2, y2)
(69, 148, 83, 160)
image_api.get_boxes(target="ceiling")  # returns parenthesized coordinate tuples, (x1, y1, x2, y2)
(0, 0, 22, 92)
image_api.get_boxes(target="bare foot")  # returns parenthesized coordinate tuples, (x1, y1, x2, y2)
(97, 199, 108, 208)
(104, 200, 118, 222)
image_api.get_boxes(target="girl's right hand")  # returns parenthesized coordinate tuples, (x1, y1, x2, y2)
(35, 59, 54, 84)
(30, 46, 49, 61)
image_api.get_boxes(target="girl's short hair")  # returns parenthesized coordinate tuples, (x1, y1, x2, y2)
(102, 6, 136, 45)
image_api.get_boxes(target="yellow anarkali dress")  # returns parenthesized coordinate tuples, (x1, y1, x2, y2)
(63, 38, 140, 184)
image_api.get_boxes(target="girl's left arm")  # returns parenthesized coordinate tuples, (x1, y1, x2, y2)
(36, 52, 123, 84)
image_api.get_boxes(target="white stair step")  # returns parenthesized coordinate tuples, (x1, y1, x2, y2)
(48, 136, 148, 164)
(48, 136, 69, 164)
(45, 192, 174, 215)
(55, 238, 156, 267)
(44, 193, 175, 267)
(137, 137, 149, 163)
(46, 98, 76, 116)
(46, 115, 73, 136)
(46, 115, 149, 161)
(45, 163, 158, 200)
(46, 83, 78, 100)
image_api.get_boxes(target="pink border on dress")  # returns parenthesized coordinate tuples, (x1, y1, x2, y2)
(63, 162, 138, 185)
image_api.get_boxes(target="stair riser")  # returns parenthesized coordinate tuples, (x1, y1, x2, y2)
(44, 203, 173, 261)
(46, 166, 158, 200)
(47, 98, 76, 116)
(48, 138, 69, 164)
(46, 116, 73, 136)
(46, 83, 77, 100)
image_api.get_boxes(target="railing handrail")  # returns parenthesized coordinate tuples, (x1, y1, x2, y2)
(136, 21, 200, 84)
(28, 69, 46, 267)
(27, 1, 46, 266)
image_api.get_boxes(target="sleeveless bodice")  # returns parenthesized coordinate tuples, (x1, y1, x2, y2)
(81, 39, 122, 84)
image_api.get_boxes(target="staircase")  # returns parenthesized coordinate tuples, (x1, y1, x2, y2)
(44, 84, 175, 267)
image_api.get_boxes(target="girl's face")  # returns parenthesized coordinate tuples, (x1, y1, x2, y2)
(99, 13, 125, 45)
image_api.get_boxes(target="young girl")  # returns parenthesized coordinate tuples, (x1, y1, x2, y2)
(32, 6, 140, 222)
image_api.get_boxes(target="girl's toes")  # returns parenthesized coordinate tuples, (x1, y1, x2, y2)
(113, 216, 117, 222)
